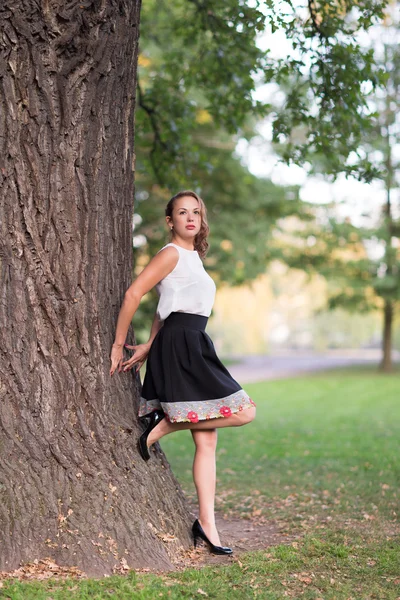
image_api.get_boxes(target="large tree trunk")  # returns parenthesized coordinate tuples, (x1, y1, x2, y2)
(380, 299, 393, 373)
(0, 1, 191, 577)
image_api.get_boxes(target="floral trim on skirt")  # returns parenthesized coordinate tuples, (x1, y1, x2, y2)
(138, 312, 256, 424)
(138, 389, 256, 423)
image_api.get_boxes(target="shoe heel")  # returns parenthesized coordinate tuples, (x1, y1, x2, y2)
(193, 534, 203, 549)
(137, 410, 165, 461)
(191, 519, 233, 556)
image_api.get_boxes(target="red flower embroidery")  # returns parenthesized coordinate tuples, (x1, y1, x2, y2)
(220, 406, 232, 418)
(187, 411, 199, 423)
(238, 405, 243, 411)
(249, 398, 256, 407)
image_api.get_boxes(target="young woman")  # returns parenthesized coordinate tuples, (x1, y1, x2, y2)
(110, 190, 256, 555)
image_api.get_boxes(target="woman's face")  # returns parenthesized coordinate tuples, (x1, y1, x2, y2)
(167, 196, 201, 239)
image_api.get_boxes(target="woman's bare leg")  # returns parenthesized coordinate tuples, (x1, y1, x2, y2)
(147, 405, 256, 447)
(191, 429, 221, 546)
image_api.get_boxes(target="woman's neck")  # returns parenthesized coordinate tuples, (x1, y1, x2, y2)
(171, 236, 195, 251)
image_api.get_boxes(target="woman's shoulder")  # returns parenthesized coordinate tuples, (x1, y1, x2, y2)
(156, 243, 181, 256)
(157, 242, 199, 257)
(153, 243, 199, 280)
(147, 244, 180, 281)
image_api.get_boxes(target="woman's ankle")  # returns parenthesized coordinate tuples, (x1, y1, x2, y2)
(199, 516, 216, 528)
(148, 418, 168, 446)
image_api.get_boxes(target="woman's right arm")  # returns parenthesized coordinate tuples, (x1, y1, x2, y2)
(110, 246, 178, 375)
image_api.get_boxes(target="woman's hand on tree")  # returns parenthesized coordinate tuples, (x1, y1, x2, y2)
(122, 342, 151, 372)
(110, 343, 124, 376)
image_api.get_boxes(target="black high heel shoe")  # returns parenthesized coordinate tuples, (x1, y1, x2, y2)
(192, 519, 233, 555)
(138, 410, 165, 461)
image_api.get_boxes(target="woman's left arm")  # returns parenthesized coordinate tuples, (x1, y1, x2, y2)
(122, 312, 163, 372)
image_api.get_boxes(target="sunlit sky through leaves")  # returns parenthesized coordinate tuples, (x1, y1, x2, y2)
(237, 0, 400, 236)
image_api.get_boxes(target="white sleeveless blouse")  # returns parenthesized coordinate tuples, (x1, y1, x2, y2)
(155, 243, 216, 321)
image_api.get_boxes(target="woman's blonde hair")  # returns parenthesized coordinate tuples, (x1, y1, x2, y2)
(165, 190, 209, 259)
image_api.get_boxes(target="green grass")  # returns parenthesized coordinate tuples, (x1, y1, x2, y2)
(2, 540, 399, 599)
(163, 367, 400, 527)
(1, 368, 399, 599)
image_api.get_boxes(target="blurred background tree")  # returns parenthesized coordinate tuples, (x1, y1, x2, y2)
(133, 0, 302, 339)
(269, 8, 400, 371)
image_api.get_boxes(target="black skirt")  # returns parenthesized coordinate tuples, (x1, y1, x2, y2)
(138, 312, 255, 423)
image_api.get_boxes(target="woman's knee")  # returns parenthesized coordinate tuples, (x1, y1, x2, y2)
(235, 406, 256, 426)
(192, 429, 217, 451)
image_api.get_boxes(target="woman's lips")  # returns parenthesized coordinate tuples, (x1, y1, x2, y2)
(186, 225, 196, 229)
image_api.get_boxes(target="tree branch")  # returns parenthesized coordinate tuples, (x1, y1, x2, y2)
(136, 77, 169, 184)
(308, 0, 326, 39)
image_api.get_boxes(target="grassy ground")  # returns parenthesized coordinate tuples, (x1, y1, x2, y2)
(1, 367, 399, 599)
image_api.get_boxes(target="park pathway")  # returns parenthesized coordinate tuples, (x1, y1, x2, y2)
(228, 349, 400, 384)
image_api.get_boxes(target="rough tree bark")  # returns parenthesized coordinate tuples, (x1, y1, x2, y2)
(0, 0, 191, 577)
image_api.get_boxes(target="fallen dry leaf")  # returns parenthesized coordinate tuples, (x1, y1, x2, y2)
(159, 533, 176, 543)
(0, 558, 85, 581)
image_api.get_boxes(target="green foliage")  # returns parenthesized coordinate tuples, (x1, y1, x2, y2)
(272, 206, 399, 313)
(135, 138, 301, 282)
(132, 141, 302, 341)
(265, 0, 388, 179)
(133, 0, 311, 340)
(137, 0, 389, 185)
(271, 12, 400, 336)
(137, 0, 268, 188)
(132, 0, 395, 340)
